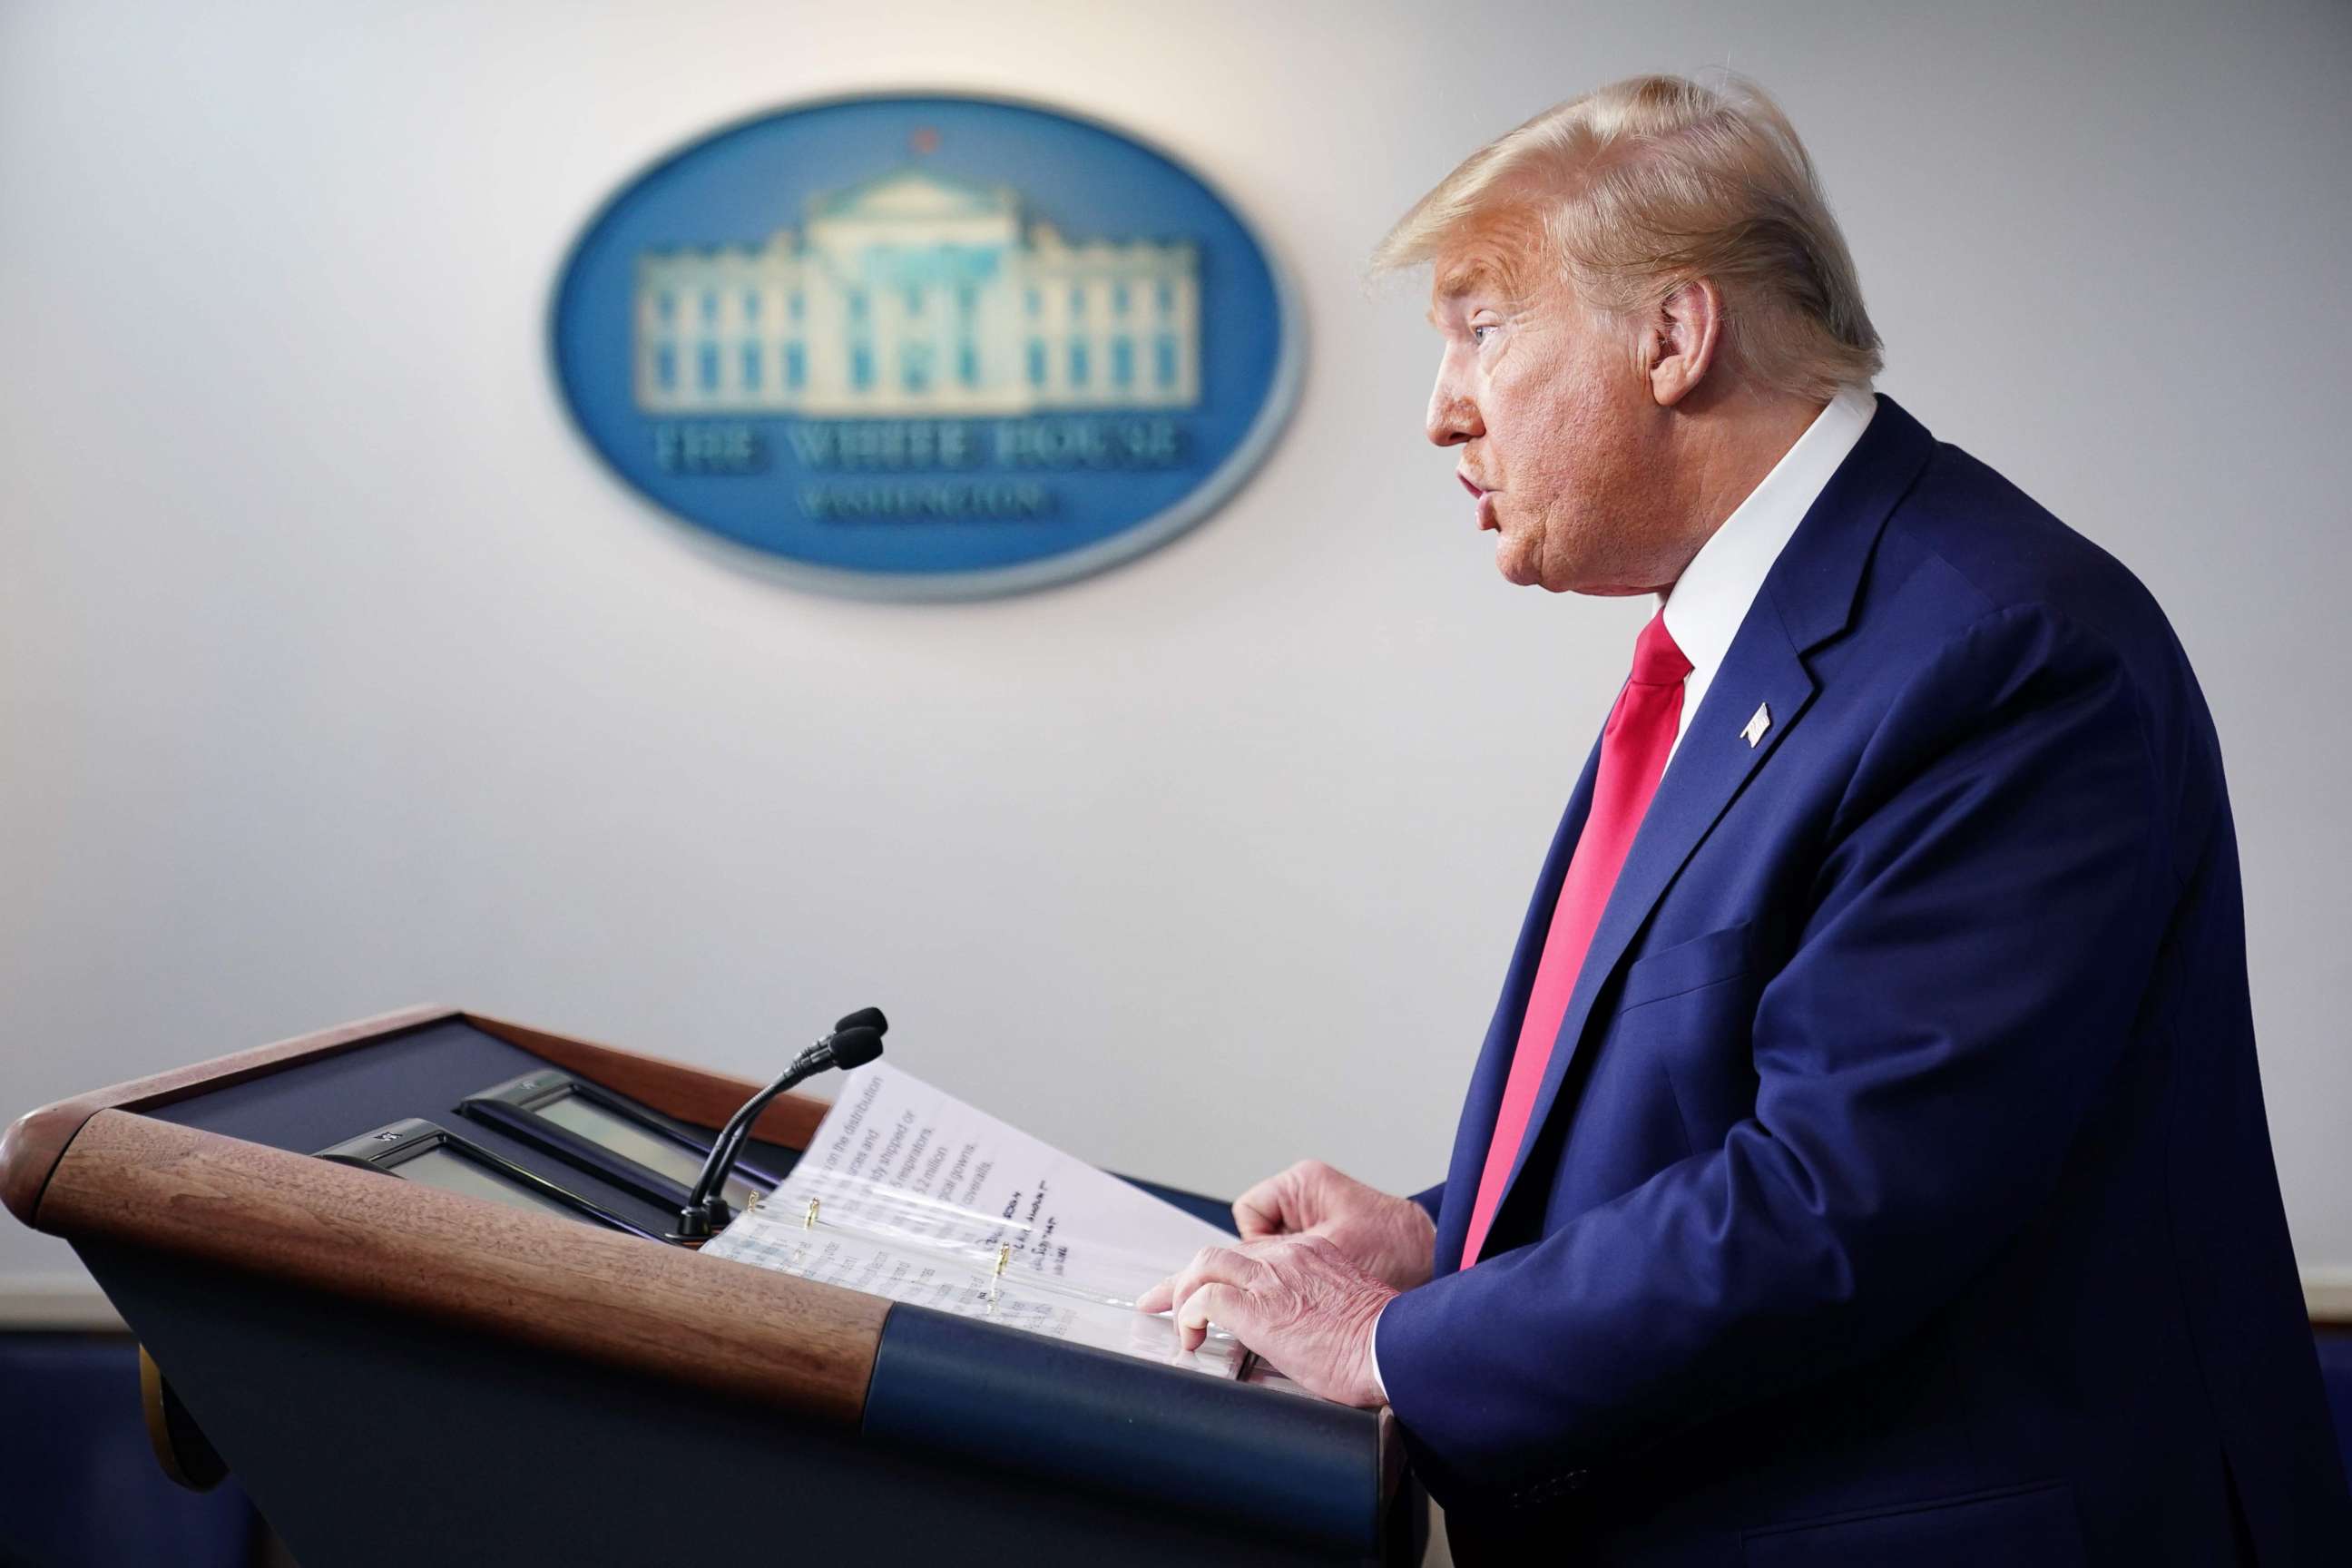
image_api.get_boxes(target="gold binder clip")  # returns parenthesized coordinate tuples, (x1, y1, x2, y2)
(803, 1198, 820, 1231)
(985, 1242, 1012, 1308)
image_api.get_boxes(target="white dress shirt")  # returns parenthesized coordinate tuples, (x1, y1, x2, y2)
(1660, 385, 1877, 763)
(1365, 385, 1877, 1405)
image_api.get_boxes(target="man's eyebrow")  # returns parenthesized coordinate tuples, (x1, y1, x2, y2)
(1432, 269, 1489, 302)
(1426, 263, 1503, 328)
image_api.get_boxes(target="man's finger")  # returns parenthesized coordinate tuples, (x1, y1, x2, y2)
(1147, 1243, 1269, 1328)
(1231, 1171, 1298, 1238)
(1139, 1242, 1229, 1318)
(1175, 1281, 1252, 1354)
(1167, 1245, 1269, 1323)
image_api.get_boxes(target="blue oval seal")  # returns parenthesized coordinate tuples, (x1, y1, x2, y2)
(551, 93, 1301, 599)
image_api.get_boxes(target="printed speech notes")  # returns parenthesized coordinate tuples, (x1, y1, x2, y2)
(703, 1063, 1248, 1377)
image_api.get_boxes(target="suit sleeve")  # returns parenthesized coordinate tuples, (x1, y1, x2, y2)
(1375, 603, 2178, 1502)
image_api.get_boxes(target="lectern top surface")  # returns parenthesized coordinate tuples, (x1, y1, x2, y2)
(148, 1017, 799, 1239)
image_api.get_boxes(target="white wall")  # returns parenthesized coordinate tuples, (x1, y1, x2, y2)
(4, 0, 2347, 1305)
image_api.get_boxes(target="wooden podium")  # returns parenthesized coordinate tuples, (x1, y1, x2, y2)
(2, 1008, 1423, 1566)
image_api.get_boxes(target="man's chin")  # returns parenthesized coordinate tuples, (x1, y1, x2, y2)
(1495, 537, 1664, 596)
(1496, 550, 1577, 593)
(1492, 534, 1542, 587)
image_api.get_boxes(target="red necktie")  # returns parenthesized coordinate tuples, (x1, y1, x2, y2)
(1459, 610, 1692, 1269)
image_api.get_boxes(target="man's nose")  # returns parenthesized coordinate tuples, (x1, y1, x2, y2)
(1426, 381, 1482, 447)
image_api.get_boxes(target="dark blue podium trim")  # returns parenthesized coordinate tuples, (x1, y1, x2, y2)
(863, 1304, 1381, 1553)
(1112, 1172, 1240, 1235)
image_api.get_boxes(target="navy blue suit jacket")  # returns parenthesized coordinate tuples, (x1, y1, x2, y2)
(1377, 397, 2351, 1564)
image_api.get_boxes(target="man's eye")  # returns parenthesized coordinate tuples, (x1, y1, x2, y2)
(1471, 323, 1499, 346)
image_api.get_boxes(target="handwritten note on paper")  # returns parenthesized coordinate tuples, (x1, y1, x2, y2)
(703, 1063, 1248, 1377)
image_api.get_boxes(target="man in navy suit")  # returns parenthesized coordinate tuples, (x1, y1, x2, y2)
(1142, 74, 2350, 1563)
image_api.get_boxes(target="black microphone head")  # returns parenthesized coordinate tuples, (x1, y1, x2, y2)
(827, 1025, 885, 1071)
(833, 1006, 888, 1036)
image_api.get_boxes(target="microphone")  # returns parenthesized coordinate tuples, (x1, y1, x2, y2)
(671, 1009, 887, 1243)
(831, 1006, 887, 1037)
(825, 1025, 887, 1072)
(701, 1022, 887, 1191)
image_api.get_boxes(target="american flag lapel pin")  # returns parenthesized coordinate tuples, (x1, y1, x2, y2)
(1741, 702, 1772, 748)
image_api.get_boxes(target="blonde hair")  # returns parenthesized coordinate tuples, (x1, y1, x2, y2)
(1374, 73, 1883, 402)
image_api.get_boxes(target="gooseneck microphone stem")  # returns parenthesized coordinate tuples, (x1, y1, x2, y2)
(697, 1009, 887, 1213)
(671, 1009, 887, 1244)
(692, 1046, 825, 1212)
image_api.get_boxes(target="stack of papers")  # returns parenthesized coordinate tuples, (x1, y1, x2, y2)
(704, 1063, 1250, 1378)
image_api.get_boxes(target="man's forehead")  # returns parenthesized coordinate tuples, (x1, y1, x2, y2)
(1426, 227, 1543, 317)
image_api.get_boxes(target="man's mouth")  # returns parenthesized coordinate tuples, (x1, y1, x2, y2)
(1460, 473, 1500, 532)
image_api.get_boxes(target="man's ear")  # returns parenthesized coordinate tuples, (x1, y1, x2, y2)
(1644, 279, 1724, 407)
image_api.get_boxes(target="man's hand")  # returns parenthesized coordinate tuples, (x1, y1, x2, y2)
(1232, 1159, 1436, 1290)
(1136, 1234, 1393, 1406)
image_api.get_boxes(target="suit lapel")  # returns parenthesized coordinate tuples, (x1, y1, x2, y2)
(1465, 395, 1941, 1260)
(1474, 618, 1816, 1251)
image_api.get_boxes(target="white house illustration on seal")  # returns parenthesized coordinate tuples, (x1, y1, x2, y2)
(633, 167, 1201, 416)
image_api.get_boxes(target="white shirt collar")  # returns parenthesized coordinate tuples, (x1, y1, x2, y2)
(1659, 385, 1877, 760)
